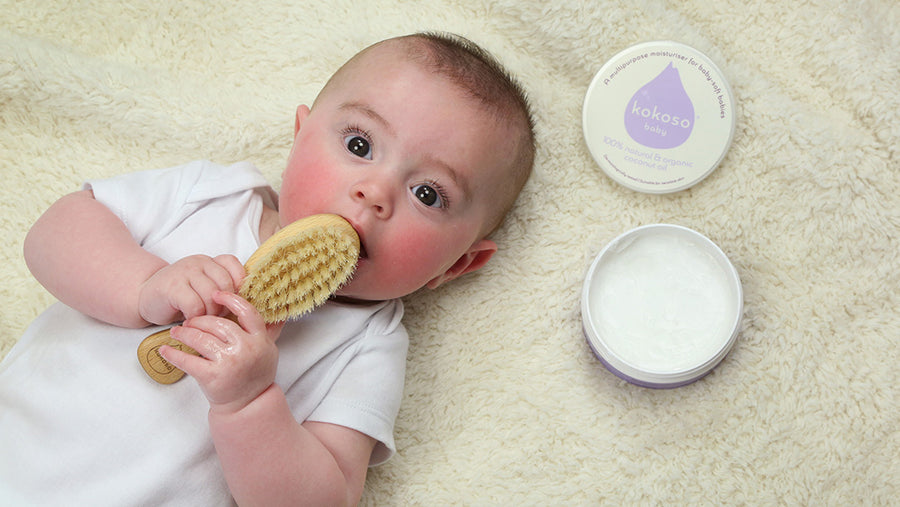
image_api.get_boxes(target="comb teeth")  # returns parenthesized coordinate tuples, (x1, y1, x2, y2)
(239, 215, 360, 323)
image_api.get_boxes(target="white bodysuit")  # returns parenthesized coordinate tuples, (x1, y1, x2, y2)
(0, 160, 408, 506)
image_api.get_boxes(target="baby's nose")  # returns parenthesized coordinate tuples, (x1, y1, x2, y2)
(350, 180, 393, 219)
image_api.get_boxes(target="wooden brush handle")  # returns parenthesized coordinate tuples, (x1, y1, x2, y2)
(136, 328, 197, 384)
(137, 313, 240, 384)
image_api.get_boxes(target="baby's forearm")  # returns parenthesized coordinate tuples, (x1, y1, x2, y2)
(24, 190, 167, 328)
(209, 385, 355, 506)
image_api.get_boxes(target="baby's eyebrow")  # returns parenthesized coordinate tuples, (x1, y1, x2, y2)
(339, 101, 396, 137)
(424, 155, 472, 204)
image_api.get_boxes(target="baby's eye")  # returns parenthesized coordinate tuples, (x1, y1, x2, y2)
(344, 135, 372, 160)
(411, 183, 445, 208)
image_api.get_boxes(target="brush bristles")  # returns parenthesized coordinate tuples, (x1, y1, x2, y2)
(239, 215, 360, 323)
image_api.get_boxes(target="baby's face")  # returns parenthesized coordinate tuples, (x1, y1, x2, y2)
(278, 43, 512, 301)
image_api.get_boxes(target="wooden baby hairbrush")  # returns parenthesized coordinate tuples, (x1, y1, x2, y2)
(240, 214, 360, 322)
(137, 214, 360, 384)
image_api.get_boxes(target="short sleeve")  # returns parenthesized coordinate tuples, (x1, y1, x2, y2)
(85, 161, 205, 246)
(84, 160, 272, 248)
(307, 301, 409, 465)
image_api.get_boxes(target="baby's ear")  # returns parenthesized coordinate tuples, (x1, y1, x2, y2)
(426, 239, 497, 289)
(286, 105, 312, 172)
(294, 105, 311, 135)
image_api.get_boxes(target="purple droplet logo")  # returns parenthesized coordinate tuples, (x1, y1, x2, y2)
(624, 62, 694, 149)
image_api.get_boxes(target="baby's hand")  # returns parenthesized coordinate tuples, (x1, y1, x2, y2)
(161, 291, 285, 414)
(138, 254, 245, 325)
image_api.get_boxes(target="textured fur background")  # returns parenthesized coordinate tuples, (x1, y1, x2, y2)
(1, 1, 897, 504)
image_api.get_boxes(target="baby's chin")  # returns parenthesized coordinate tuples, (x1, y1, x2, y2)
(328, 294, 375, 306)
(332, 276, 381, 304)
(333, 276, 416, 303)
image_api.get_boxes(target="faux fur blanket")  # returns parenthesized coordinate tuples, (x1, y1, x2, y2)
(1, 1, 897, 504)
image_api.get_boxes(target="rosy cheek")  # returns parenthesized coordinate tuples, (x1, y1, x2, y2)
(383, 231, 452, 279)
(280, 158, 341, 222)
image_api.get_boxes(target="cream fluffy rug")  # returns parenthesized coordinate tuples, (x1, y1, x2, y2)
(1, 1, 897, 504)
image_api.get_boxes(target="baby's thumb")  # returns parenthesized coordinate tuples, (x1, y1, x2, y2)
(213, 254, 247, 292)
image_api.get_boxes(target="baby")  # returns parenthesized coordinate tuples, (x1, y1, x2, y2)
(0, 32, 535, 505)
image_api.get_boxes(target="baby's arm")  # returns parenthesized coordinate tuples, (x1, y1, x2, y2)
(211, 388, 376, 506)
(162, 292, 376, 505)
(213, 391, 377, 506)
(24, 190, 244, 328)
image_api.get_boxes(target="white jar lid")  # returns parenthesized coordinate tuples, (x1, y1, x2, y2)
(583, 41, 736, 193)
(581, 224, 743, 388)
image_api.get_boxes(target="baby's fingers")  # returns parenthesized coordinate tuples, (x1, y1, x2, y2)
(181, 278, 224, 320)
(158, 343, 211, 381)
(197, 260, 240, 315)
(212, 254, 246, 291)
(170, 323, 232, 361)
(213, 291, 269, 337)
(181, 256, 245, 319)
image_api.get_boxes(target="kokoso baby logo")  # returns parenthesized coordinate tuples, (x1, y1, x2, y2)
(624, 62, 694, 149)
(583, 41, 736, 193)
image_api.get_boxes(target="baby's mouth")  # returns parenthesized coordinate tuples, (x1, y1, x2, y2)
(346, 220, 367, 260)
(339, 215, 367, 262)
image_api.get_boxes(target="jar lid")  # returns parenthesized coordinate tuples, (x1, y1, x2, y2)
(583, 41, 736, 193)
